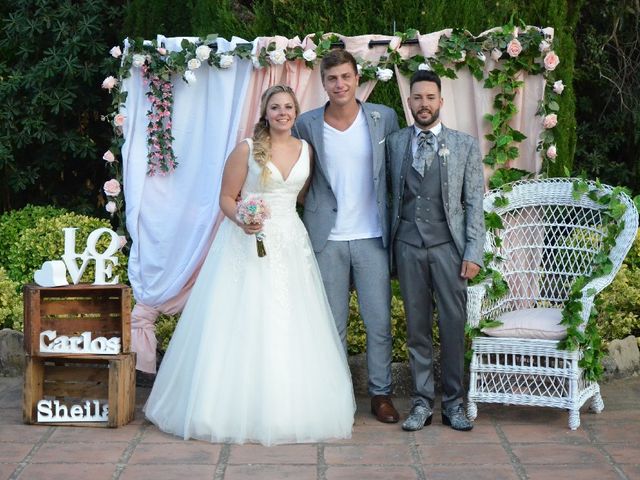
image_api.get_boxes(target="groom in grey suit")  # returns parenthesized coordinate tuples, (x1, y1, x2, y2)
(387, 70, 485, 431)
(295, 49, 400, 423)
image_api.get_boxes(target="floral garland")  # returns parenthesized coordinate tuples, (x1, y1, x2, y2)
(99, 23, 562, 253)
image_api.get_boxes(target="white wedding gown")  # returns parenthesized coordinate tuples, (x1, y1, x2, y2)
(144, 139, 355, 445)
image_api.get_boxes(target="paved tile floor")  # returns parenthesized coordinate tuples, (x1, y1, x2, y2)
(1, 375, 639, 480)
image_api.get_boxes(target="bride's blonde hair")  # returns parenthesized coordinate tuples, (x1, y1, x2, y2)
(252, 85, 300, 182)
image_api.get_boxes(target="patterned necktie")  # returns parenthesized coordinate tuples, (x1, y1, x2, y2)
(413, 130, 436, 177)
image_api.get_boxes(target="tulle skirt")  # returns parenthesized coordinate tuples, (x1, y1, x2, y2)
(144, 215, 355, 445)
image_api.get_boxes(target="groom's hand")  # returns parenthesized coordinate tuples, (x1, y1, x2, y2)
(460, 261, 480, 280)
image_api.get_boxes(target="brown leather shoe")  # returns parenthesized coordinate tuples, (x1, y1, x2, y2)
(371, 395, 399, 423)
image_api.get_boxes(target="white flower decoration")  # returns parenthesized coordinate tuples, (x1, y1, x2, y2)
(539, 40, 551, 53)
(195, 45, 212, 61)
(439, 146, 450, 158)
(370, 111, 381, 125)
(184, 70, 197, 85)
(131, 54, 146, 68)
(376, 67, 393, 82)
(187, 58, 202, 70)
(269, 49, 287, 65)
(302, 49, 317, 62)
(109, 46, 122, 58)
(418, 61, 432, 71)
(490, 48, 502, 62)
(219, 54, 234, 69)
(553, 80, 565, 95)
(476, 51, 486, 62)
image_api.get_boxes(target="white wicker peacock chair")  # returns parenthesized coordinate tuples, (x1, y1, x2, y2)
(466, 178, 638, 430)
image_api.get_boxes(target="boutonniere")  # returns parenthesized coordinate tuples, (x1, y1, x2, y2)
(439, 145, 450, 158)
(370, 111, 381, 125)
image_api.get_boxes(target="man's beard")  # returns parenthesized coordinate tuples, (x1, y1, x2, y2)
(412, 107, 440, 129)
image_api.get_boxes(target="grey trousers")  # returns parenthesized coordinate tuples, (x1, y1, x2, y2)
(315, 237, 393, 396)
(394, 240, 467, 409)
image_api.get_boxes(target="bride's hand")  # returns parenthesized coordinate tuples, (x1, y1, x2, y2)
(239, 222, 263, 235)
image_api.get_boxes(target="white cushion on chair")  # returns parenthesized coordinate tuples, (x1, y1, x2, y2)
(482, 307, 567, 340)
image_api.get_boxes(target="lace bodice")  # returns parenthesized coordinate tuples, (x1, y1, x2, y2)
(242, 138, 309, 219)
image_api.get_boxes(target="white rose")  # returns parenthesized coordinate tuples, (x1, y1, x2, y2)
(195, 45, 212, 61)
(491, 48, 502, 61)
(184, 70, 197, 85)
(553, 80, 565, 95)
(131, 54, 146, 68)
(219, 54, 234, 69)
(302, 49, 317, 62)
(539, 40, 551, 53)
(418, 61, 432, 71)
(105, 201, 117, 214)
(109, 46, 122, 58)
(101, 76, 118, 91)
(187, 58, 202, 70)
(268, 49, 287, 65)
(376, 67, 393, 82)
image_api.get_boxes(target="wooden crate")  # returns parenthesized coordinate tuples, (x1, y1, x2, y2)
(23, 353, 136, 427)
(23, 284, 131, 356)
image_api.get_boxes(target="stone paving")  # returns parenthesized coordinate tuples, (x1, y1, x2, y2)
(1, 375, 639, 480)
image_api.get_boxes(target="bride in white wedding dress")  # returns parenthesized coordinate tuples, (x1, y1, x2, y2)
(144, 85, 355, 445)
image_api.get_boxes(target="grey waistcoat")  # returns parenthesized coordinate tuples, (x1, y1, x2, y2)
(395, 157, 453, 248)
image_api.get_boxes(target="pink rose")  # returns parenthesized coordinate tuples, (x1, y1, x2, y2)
(546, 145, 557, 160)
(103, 179, 121, 197)
(109, 46, 122, 58)
(506, 39, 522, 58)
(101, 76, 117, 91)
(543, 114, 558, 129)
(553, 80, 565, 94)
(113, 113, 126, 127)
(102, 150, 116, 163)
(544, 51, 560, 71)
(105, 201, 117, 214)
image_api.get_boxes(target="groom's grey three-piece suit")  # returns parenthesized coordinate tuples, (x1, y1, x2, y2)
(387, 124, 485, 409)
(295, 101, 399, 396)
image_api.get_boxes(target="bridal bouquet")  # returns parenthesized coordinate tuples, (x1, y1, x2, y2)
(236, 196, 271, 257)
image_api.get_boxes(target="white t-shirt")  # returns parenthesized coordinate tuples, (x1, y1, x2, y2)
(323, 110, 382, 241)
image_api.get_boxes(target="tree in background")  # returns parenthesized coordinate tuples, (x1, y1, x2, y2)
(573, 0, 639, 194)
(0, 0, 127, 214)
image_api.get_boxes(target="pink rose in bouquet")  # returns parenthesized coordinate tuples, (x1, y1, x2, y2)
(236, 196, 271, 257)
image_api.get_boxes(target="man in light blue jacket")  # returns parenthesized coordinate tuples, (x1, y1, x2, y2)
(295, 49, 400, 423)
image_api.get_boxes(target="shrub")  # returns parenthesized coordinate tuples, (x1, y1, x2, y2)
(5, 212, 128, 289)
(0, 205, 67, 271)
(155, 313, 180, 352)
(0, 266, 23, 331)
(596, 231, 640, 341)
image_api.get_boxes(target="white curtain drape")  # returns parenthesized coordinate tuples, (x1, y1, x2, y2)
(122, 36, 253, 372)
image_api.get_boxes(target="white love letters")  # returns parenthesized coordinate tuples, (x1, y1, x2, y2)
(33, 227, 120, 287)
(37, 399, 109, 423)
(39, 330, 121, 355)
